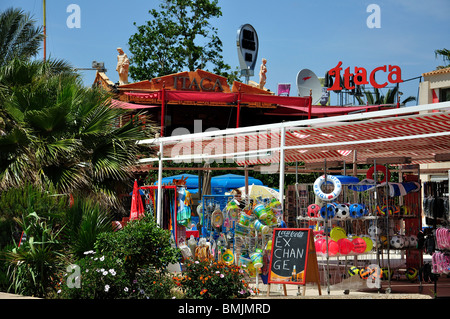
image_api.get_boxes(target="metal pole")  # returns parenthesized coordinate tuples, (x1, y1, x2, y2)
(157, 140, 163, 227)
(236, 88, 241, 128)
(324, 158, 330, 295)
(385, 163, 392, 293)
(374, 160, 382, 293)
(279, 127, 286, 213)
(43, 0, 46, 62)
(160, 86, 166, 137)
(295, 162, 300, 227)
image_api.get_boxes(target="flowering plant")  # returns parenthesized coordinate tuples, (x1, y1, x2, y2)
(57, 251, 130, 299)
(56, 251, 174, 299)
(174, 258, 252, 299)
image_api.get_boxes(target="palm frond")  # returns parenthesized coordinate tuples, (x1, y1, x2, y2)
(0, 7, 43, 66)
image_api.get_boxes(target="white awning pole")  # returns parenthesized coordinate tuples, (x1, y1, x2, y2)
(157, 140, 163, 227)
(279, 127, 286, 213)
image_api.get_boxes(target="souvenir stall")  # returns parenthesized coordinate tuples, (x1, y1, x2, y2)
(182, 186, 284, 287)
(138, 101, 450, 295)
(294, 163, 423, 293)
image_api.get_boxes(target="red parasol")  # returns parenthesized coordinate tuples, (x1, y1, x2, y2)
(130, 180, 144, 220)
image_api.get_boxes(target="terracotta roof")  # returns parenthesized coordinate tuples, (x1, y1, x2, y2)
(422, 67, 450, 77)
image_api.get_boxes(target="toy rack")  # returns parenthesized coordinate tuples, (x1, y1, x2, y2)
(289, 164, 423, 294)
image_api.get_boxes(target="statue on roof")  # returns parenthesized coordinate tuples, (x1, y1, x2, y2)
(116, 47, 130, 85)
(259, 58, 267, 89)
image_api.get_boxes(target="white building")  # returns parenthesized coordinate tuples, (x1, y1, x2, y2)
(419, 67, 450, 105)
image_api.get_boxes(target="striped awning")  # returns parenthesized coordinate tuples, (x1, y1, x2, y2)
(139, 102, 450, 166)
(111, 99, 160, 109)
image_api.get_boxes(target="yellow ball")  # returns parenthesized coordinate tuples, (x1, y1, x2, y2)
(361, 236, 374, 252)
(330, 227, 347, 241)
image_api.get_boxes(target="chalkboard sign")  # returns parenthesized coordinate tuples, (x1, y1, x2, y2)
(268, 228, 318, 286)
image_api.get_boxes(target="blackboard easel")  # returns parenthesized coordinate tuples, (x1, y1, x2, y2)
(267, 228, 321, 297)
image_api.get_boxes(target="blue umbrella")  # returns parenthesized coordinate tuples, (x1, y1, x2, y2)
(211, 174, 263, 195)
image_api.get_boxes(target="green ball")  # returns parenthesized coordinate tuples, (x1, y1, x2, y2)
(348, 266, 359, 277)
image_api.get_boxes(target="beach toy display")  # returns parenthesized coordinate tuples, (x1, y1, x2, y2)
(197, 192, 285, 276)
(313, 174, 342, 201)
(314, 231, 375, 256)
(351, 237, 367, 253)
(307, 204, 321, 218)
(254, 219, 270, 234)
(221, 249, 234, 264)
(235, 223, 249, 236)
(349, 203, 365, 218)
(337, 238, 353, 255)
(225, 201, 240, 219)
(335, 204, 350, 219)
(322, 239, 339, 256)
(319, 203, 335, 219)
(238, 211, 253, 227)
(268, 198, 282, 216)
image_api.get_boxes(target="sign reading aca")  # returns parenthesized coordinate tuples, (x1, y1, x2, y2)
(326, 61, 403, 91)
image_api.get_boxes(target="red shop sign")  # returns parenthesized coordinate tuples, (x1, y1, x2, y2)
(326, 61, 403, 91)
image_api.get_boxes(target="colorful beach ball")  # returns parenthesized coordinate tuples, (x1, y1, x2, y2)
(390, 235, 405, 249)
(349, 203, 364, 218)
(337, 238, 354, 255)
(381, 267, 394, 281)
(368, 225, 381, 238)
(406, 267, 418, 282)
(367, 265, 383, 280)
(307, 204, 321, 218)
(361, 236, 374, 252)
(322, 239, 339, 256)
(359, 267, 371, 280)
(335, 204, 350, 219)
(319, 204, 335, 219)
(352, 237, 367, 254)
(330, 226, 347, 242)
(348, 266, 359, 277)
(315, 237, 325, 253)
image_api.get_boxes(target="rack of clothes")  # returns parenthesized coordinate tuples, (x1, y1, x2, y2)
(140, 183, 193, 247)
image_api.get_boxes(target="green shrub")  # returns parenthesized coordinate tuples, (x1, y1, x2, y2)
(174, 258, 252, 299)
(57, 214, 180, 299)
(95, 214, 181, 275)
(57, 250, 176, 299)
(4, 211, 65, 297)
(62, 198, 113, 259)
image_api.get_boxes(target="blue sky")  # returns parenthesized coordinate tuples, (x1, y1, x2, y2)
(2, 0, 449, 106)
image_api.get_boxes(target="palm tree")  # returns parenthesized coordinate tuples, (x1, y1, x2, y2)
(356, 86, 416, 106)
(0, 7, 43, 67)
(0, 58, 155, 210)
(435, 48, 450, 70)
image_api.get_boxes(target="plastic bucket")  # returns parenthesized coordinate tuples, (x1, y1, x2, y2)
(253, 204, 268, 220)
(254, 219, 269, 234)
(250, 249, 264, 268)
(238, 212, 253, 227)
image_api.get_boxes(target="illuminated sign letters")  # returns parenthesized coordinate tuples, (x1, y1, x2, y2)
(327, 61, 403, 91)
(173, 76, 224, 92)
